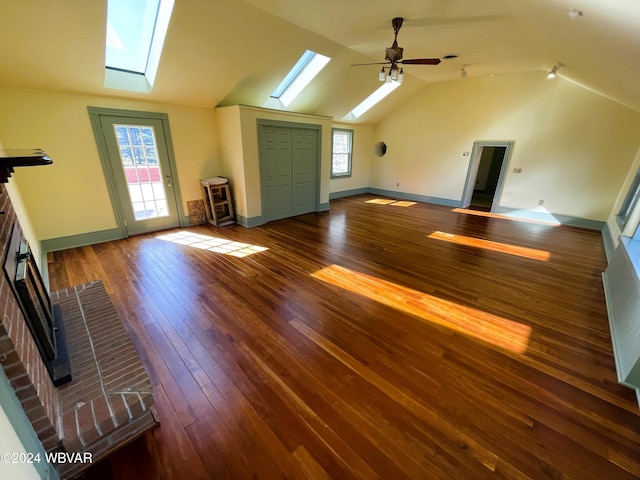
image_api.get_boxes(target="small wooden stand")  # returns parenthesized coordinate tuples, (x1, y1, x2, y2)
(200, 178, 235, 226)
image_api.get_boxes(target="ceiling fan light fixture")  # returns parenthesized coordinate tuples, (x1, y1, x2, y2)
(355, 18, 441, 85)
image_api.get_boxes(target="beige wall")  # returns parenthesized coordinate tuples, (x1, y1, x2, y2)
(329, 122, 373, 194)
(4, 72, 640, 250)
(214, 106, 247, 218)
(0, 85, 220, 243)
(215, 105, 332, 221)
(372, 71, 640, 221)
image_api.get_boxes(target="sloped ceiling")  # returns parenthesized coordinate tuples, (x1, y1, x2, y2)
(0, 0, 638, 125)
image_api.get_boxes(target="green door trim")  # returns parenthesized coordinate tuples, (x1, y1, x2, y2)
(88, 106, 186, 238)
(257, 119, 322, 224)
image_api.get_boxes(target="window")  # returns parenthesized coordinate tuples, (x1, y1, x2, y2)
(617, 167, 640, 234)
(105, 0, 174, 93)
(331, 129, 353, 178)
(264, 50, 330, 109)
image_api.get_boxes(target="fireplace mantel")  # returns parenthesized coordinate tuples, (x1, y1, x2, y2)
(0, 148, 53, 183)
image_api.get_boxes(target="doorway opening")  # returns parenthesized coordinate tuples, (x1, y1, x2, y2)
(461, 141, 513, 212)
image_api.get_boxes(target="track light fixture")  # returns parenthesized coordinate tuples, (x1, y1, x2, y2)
(547, 63, 564, 79)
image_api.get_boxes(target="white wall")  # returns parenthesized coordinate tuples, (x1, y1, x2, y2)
(0, 85, 220, 243)
(371, 71, 640, 221)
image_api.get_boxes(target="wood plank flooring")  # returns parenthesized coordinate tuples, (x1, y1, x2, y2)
(49, 194, 640, 479)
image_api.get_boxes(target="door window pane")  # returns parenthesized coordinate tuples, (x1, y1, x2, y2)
(113, 124, 170, 221)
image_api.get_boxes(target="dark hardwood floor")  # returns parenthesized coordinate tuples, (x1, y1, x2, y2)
(49, 194, 640, 479)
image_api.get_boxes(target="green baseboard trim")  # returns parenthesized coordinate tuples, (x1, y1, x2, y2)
(237, 205, 329, 227)
(329, 188, 368, 200)
(551, 214, 605, 230)
(41, 216, 189, 255)
(367, 188, 462, 207)
(602, 223, 615, 262)
(493, 206, 605, 230)
(236, 215, 264, 227)
(40, 228, 123, 255)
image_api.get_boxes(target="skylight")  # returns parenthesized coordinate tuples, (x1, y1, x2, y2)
(265, 50, 330, 108)
(105, 0, 174, 93)
(343, 81, 401, 120)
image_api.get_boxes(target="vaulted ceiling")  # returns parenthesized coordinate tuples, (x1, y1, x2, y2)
(0, 0, 639, 125)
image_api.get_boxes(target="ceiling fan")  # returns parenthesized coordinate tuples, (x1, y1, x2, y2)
(352, 17, 441, 82)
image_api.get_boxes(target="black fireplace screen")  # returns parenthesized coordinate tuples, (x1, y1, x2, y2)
(4, 224, 71, 386)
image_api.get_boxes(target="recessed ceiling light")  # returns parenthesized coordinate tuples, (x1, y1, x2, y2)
(442, 53, 460, 60)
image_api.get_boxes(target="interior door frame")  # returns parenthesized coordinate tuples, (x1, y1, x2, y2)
(257, 119, 322, 224)
(461, 141, 514, 211)
(88, 106, 186, 237)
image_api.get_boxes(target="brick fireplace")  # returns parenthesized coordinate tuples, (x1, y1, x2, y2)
(0, 184, 158, 478)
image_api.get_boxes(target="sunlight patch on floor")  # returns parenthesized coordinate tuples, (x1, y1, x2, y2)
(366, 198, 395, 205)
(453, 208, 561, 226)
(312, 264, 531, 354)
(156, 231, 268, 257)
(428, 231, 551, 261)
(366, 198, 416, 207)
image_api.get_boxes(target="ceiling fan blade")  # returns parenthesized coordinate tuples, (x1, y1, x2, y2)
(399, 58, 442, 65)
(350, 62, 391, 66)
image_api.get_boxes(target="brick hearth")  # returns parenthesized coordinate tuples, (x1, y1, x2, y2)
(51, 281, 158, 478)
(0, 185, 158, 479)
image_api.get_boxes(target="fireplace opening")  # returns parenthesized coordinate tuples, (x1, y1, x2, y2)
(4, 224, 71, 386)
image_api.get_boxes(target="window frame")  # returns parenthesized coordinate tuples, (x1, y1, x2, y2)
(264, 50, 330, 109)
(331, 128, 354, 178)
(105, 0, 174, 93)
(617, 166, 640, 234)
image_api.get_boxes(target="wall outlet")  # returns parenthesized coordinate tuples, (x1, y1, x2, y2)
(513, 168, 522, 173)
(396, 182, 400, 187)
(538, 199, 544, 206)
